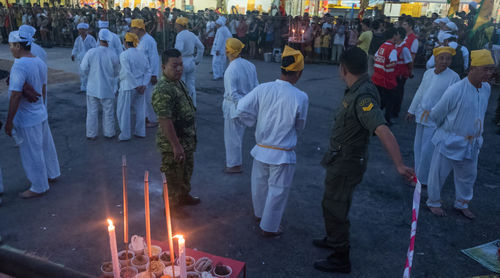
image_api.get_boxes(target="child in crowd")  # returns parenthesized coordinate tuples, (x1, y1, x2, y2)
(321, 28, 331, 61)
(314, 28, 322, 60)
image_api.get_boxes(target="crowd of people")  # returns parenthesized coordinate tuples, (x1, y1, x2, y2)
(0, 1, 499, 275)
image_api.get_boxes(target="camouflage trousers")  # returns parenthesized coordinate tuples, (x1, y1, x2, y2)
(160, 150, 194, 204)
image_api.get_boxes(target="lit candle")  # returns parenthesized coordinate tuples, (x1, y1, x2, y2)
(144, 171, 152, 258)
(174, 235, 186, 278)
(107, 219, 121, 278)
(122, 155, 128, 247)
(162, 173, 176, 276)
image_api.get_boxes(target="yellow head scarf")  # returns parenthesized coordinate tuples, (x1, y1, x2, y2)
(131, 19, 145, 30)
(281, 45, 304, 72)
(470, 49, 495, 67)
(433, 46, 456, 57)
(125, 32, 139, 47)
(225, 38, 245, 59)
(175, 17, 189, 27)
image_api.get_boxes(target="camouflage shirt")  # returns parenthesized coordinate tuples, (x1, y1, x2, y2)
(152, 76, 196, 152)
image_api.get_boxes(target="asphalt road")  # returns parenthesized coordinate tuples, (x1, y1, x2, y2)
(0, 45, 499, 277)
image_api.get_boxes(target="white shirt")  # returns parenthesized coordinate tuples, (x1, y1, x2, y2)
(211, 26, 232, 56)
(137, 33, 160, 77)
(426, 42, 469, 70)
(322, 22, 332, 30)
(397, 42, 412, 64)
(223, 57, 259, 118)
(99, 30, 123, 58)
(206, 21, 216, 37)
(174, 29, 205, 64)
(236, 79, 309, 165)
(80, 46, 120, 99)
(119, 47, 151, 91)
(408, 68, 460, 127)
(430, 78, 491, 160)
(404, 35, 419, 54)
(8, 57, 48, 127)
(72, 34, 97, 61)
(31, 43, 47, 64)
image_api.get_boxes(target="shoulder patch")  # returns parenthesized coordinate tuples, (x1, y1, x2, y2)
(359, 97, 372, 107)
(342, 100, 348, 108)
(362, 103, 374, 112)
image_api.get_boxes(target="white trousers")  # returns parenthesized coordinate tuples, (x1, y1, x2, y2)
(86, 95, 115, 138)
(17, 123, 50, 193)
(182, 58, 197, 107)
(145, 82, 158, 123)
(414, 124, 435, 185)
(224, 117, 245, 167)
(42, 120, 61, 179)
(426, 148, 478, 209)
(212, 54, 227, 80)
(78, 61, 88, 91)
(116, 89, 146, 140)
(251, 159, 295, 232)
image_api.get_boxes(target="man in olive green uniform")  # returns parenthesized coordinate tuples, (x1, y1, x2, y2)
(152, 48, 200, 207)
(313, 47, 414, 273)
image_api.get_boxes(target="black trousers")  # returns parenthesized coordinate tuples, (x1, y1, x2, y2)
(376, 85, 398, 122)
(394, 77, 407, 118)
(0, 27, 8, 43)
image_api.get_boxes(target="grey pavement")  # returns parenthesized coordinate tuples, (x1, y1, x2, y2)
(0, 45, 499, 277)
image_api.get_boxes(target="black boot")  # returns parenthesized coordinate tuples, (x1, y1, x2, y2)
(314, 249, 351, 273)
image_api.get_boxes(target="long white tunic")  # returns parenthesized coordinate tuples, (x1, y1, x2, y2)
(223, 57, 259, 119)
(80, 46, 120, 99)
(31, 43, 47, 64)
(119, 47, 151, 91)
(236, 79, 309, 165)
(72, 34, 97, 61)
(430, 78, 491, 161)
(211, 26, 232, 56)
(137, 33, 160, 78)
(408, 68, 460, 127)
(175, 29, 204, 64)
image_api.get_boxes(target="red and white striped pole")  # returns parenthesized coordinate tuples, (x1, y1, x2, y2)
(403, 177, 421, 278)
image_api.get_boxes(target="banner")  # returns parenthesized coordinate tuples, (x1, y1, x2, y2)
(447, 0, 460, 17)
(472, 0, 494, 32)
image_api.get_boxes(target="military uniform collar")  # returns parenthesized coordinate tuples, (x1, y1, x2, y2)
(345, 74, 369, 96)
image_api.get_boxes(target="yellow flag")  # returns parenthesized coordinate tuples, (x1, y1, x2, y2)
(473, 0, 494, 32)
(447, 0, 460, 17)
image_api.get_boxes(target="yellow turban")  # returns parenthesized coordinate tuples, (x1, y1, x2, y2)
(470, 49, 495, 67)
(281, 45, 304, 72)
(225, 38, 245, 58)
(125, 32, 139, 47)
(433, 46, 456, 57)
(175, 17, 189, 27)
(131, 19, 145, 30)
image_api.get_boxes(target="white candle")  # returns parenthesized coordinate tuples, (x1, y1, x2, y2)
(107, 219, 121, 278)
(174, 235, 186, 278)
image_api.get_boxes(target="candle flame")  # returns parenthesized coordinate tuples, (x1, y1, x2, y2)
(107, 219, 114, 231)
(173, 234, 184, 243)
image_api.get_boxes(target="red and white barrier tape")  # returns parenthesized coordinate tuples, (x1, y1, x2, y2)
(403, 177, 421, 278)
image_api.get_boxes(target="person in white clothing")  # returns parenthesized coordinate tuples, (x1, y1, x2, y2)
(117, 33, 151, 141)
(97, 20, 123, 58)
(235, 46, 309, 237)
(72, 23, 97, 92)
(426, 33, 469, 77)
(81, 29, 120, 140)
(174, 17, 204, 107)
(211, 16, 232, 81)
(426, 49, 495, 219)
(5, 31, 51, 198)
(19, 25, 46, 63)
(406, 47, 460, 186)
(223, 38, 259, 173)
(131, 19, 161, 127)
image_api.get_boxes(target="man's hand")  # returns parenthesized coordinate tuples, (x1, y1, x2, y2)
(23, 82, 41, 103)
(397, 164, 415, 182)
(173, 143, 185, 163)
(151, 76, 158, 85)
(71, 55, 75, 61)
(4, 121, 13, 136)
(405, 113, 415, 123)
(136, 85, 146, 94)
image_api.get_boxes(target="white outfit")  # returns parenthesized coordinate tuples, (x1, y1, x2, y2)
(223, 57, 259, 167)
(211, 26, 232, 80)
(99, 30, 123, 58)
(72, 34, 97, 91)
(117, 47, 151, 140)
(206, 21, 216, 38)
(137, 33, 161, 123)
(426, 42, 470, 71)
(81, 46, 120, 138)
(175, 29, 205, 107)
(408, 68, 460, 184)
(426, 78, 491, 209)
(235, 79, 309, 232)
(9, 57, 50, 193)
(31, 42, 47, 64)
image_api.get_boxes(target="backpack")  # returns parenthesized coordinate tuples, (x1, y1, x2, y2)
(450, 45, 465, 77)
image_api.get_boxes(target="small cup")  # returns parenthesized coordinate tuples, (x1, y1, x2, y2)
(120, 266, 139, 278)
(163, 265, 181, 278)
(118, 250, 135, 266)
(175, 256, 195, 271)
(159, 251, 176, 266)
(213, 264, 232, 278)
(131, 254, 150, 272)
(145, 245, 162, 257)
(186, 272, 201, 278)
(149, 260, 165, 277)
(134, 271, 155, 278)
(128, 243, 145, 256)
(101, 261, 121, 277)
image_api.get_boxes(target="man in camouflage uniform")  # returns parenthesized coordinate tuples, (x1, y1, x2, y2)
(152, 48, 200, 207)
(313, 47, 414, 273)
